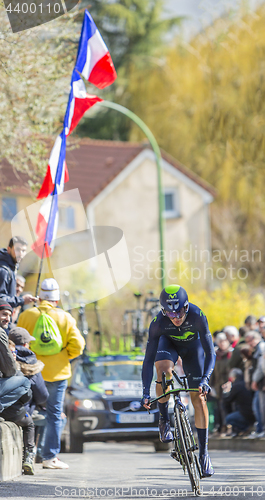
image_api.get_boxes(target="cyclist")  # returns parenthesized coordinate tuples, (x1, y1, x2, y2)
(141, 284, 216, 477)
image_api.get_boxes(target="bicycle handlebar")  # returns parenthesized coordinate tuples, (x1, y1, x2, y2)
(150, 387, 199, 405)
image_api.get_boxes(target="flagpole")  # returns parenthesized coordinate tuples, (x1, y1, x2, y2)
(97, 100, 165, 288)
(35, 187, 57, 297)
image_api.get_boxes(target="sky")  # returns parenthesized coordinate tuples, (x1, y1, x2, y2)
(164, 0, 265, 38)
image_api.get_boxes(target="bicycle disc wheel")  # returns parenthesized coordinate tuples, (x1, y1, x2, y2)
(176, 408, 201, 495)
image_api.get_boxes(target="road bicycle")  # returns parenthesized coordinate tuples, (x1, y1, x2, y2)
(150, 370, 202, 496)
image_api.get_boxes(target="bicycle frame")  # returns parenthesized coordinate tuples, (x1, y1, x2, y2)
(149, 370, 202, 495)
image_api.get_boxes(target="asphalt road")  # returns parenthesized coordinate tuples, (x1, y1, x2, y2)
(0, 442, 264, 500)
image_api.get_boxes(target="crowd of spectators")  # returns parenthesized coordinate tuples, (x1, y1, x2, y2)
(209, 315, 265, 439)
(0, 236, 85, 475)
(1, 234, 265, 476)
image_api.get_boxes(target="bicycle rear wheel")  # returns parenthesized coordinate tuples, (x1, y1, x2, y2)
(175, 407, 201, 495)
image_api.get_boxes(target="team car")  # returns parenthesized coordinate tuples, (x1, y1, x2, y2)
(61, 353, 177, 453)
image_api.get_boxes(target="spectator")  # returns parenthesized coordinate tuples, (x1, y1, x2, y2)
(222, 368, 255, 436)
(211, 332, 233, 434)
(244, 315, 258, 332)
(16, 275, 26, 297)
(18, 278, 85, 469)
(257, 316, 265, 338)
(252, 342, 265, 437)
(2, 339, 35, 475)
(223, 326, 239, 348)
(245, 331, 264, 438)
(12, 275, 26, 324)
(212, 330, 222, 349)
(0, 237, 36, 309)
(240, 343, 253, 389)
(8, 327, 49, 416)
(0, 303, 31, 413)
(228, 326, 248, 372)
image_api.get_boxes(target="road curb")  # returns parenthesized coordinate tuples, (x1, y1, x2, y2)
(209, 436, 265, 452)
(0, 421, 23, 481)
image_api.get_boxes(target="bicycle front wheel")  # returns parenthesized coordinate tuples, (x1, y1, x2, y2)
(176, 408, 201, 495)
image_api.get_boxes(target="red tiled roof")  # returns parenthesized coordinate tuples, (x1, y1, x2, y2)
(0, 139, 216, 202)
(0, 159, 33, 196)
(65, 139, 216, 205)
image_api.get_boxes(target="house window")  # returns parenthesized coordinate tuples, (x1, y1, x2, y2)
(59, 206, 75, 229)
(163, 189, 180, 218)
(2, 197, 17, 221)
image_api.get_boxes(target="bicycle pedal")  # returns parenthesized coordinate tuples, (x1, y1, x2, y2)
(188, 444, 198, 452)
(170, 449, 180, 462)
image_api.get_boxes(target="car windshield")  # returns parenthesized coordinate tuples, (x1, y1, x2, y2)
(75, 361, 143, 387)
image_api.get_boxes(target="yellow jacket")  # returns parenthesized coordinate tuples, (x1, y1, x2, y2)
(17, 301, 85, 382)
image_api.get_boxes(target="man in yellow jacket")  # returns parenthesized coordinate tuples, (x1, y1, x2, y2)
(18, 278, 85, 469)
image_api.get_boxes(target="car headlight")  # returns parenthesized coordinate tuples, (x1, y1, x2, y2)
(82, 399, 105, 410)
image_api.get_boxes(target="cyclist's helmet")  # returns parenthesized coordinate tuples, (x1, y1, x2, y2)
(160, 285, 189, 319)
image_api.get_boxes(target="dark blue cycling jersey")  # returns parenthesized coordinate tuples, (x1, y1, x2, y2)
(142, 303, 216, 395)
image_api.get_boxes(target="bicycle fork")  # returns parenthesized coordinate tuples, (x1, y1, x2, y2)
(171, 396, 185, 466)
(171, 396, 197, 469)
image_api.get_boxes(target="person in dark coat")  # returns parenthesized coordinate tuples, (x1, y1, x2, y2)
(223, 368, 255, 435)
(9, 326, 49, 468)
(4, 326, 48, 476)
(0, 236, 36, 309)
(211, 332, 233, 433)
(8, 327, 49, 414)
(0, 303, 31, 411)
(228, 325, 249, 372)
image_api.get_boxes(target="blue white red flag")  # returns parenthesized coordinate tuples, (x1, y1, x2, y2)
(64, 69, 103, 137)
(32, 10, 116, 258)
(31, 194, 59, 258)
(75, 10, 117, 89)
(37, 132, 68, 200)
(33, 131, 67, 257)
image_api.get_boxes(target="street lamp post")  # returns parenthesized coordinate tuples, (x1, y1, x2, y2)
(97, 100, 165, 288)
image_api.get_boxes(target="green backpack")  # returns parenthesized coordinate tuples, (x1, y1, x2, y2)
(31, 310, 63, 356)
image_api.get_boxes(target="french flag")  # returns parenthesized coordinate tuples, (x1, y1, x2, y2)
(37, 132, 68, 200)
(31, 194, 59, 258)
(32, 132, 67, 257)
(64, 70, 102, 137)
(75, 10, 117, 89)
(32, 10, 117, 259)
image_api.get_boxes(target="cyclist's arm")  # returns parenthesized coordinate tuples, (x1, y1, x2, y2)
(142, 320, 160, 397)
(198, 312, 216, 384)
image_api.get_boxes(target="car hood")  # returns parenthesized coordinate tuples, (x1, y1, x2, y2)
(70, 380, 155, 399)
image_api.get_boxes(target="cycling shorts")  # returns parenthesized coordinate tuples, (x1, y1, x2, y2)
(154, 335, 204, 389)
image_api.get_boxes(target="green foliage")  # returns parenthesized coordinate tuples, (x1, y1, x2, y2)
(124, 6, 265, 282)
(189, 282, 265, 334)
(87, 0, 181, 70)
(0, 3, 80, 179)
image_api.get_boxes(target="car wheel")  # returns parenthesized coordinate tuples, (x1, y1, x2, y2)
(69, 429, 83, 453)
(153, 440, 171, 452)
(60, 438, 66, 453)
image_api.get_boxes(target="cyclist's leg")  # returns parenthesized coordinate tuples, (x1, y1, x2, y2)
(180, 341, 214, 477)
(155, 336, 178, 442)
(155, 335, 179, 400)
(178, 340, 207, 425)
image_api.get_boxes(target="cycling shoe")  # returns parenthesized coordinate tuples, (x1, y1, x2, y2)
(158, 419, 173, 443)
(199, 453, 215, 477)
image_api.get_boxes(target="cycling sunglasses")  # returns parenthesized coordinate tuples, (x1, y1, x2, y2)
(163, 306, 187, 319)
